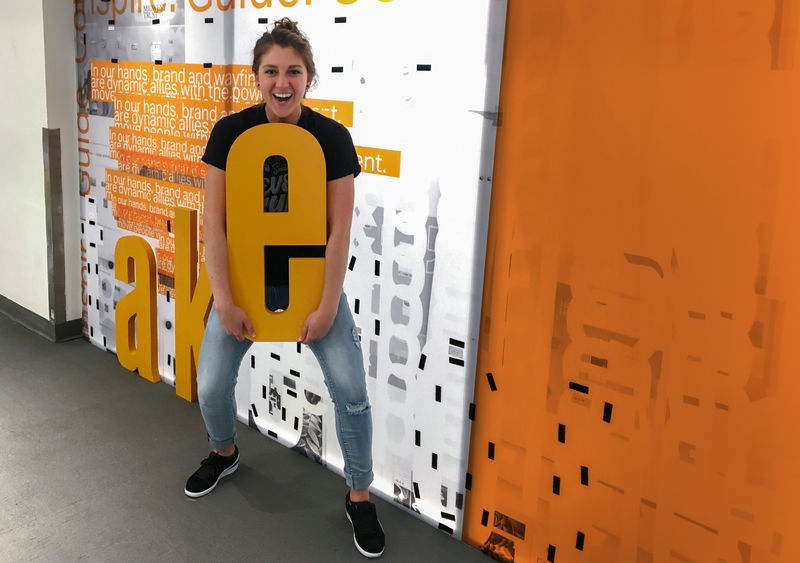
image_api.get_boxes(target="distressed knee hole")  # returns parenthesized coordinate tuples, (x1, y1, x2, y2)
(345, 401, 370, 414)
(352, 327, 361, 349)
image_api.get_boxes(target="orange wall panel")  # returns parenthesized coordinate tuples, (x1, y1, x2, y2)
(465, 2, 800, 562)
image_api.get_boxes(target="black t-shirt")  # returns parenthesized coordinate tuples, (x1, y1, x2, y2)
(201, 104, 359, 308)
(201, 103, 361, 182)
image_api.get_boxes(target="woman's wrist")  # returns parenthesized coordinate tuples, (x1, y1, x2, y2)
(213, 294, 235, 312)
(317, 297, 338, 318)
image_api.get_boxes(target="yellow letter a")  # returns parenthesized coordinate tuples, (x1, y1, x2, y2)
(114, 236, 159, 382)
(174, 207, 213, 402)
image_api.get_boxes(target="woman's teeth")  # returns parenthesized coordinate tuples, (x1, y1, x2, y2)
(274, 93, 292, 101)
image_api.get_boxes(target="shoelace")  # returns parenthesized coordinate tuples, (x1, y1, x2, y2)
(195, 453, 224, 478)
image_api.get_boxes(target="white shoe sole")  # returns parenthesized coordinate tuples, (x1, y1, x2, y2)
(184, 458, 239, 498)
(346, 509, 385, 558)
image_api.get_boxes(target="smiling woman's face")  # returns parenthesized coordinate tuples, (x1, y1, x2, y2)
(255, 45, 311, 125)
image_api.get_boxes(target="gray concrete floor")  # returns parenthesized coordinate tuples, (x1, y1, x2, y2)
(0, 313, 489, 563)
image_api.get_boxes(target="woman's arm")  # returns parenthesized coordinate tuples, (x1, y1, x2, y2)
(204, 164, 255, 340)
(298, 173, 354, 343)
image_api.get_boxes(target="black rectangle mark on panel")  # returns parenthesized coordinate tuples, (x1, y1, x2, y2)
(251, 355, 255, 368)
(95, 264, 98, 274)
(558, 424, 566, 443)
(348, 255, 356, 271)
(103, 336, 107, 348)
(455, 493, 463, 510)
(270, 352, 280, 361)
(294, 417, 299, 430)
(286, 389, 297, 398)
(204, 17, 213, 23)
(569, 381, 589, 394)
(553, 475, 561, 495)
(419, 354, 427, 370)
(438, 523, 453, 535)
(581, 465, 589, 485)
(267, 430, 277, 438)
(441, 512, 456, 521)
(89, 242, 96, 248)
(166, 290, 170, 302)
(289, 369, 300, 377)
(335, 16, 346, 23)
(81, 223, 84, 233)
(111, 58, 118, 63)
(99, 229, 103, 240)
(90, 326, 93, 337)
(431, 453, 438, 469)
(548, 544, 556, 562)
(108, 19, 115, 25)
(603, 402, 613, 423)
(435, 385, 442, 402)
(465, 473, 472, 490)
(576, 531, 585, 550)
(417, 64, 432, 71)
(374, 260, 380, 275)
(89, 295, 92, 306)
(415, 430, 421, 446)
(354, 298, 360, 314)
(449, 357, 465, 367)
(332, 66, 344, 73)
(469, 403, 476, 420)
(374, 319, 380, 336)
(95, 298, 99, 310)
(262, 385, 267, 399)
(89, 220, 95, 226)
(449, 338, 465, 348)
(251, 403, 258, 417)
(167, 354, 171, 366)
(488, 442, 495, 460)
(413, 482, 420, 498)
(296, 342, 302, 353)
(166, 219, 171, 232)
(487, 372, 497, 391)
(590, 356, 608, 368)
(258, 17, 268, 23)
(283, 376, 296, 389)
(481, 509, 489, 526)
(281, 407, 286, 421)
(152, 19, 160, 25)
(203, 62, 212, 68)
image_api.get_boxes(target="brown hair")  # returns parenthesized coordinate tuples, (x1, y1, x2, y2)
(252, 18, 317, 89)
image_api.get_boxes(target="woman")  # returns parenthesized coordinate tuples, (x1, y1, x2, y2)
(183, 18, 385, 559)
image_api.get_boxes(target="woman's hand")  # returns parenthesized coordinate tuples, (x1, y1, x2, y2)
(216, 303, 256, 341)
(298, 307, 337, 344)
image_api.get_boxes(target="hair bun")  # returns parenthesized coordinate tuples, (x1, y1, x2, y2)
(272, 17, 303, 37)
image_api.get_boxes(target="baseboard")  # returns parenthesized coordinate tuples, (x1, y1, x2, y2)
(0, 294, 83, 343)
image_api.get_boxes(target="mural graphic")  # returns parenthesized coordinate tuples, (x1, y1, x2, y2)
(463, 2, 800, 562)
(75, 0, 506, 539)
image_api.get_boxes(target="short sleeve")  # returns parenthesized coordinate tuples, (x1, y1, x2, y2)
(324, 123, 361, 182)
(201, 116, 234, 171)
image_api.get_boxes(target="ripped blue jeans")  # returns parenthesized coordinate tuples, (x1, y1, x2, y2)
(196, 291, 374, 490)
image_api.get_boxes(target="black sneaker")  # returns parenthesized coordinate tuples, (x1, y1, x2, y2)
(184, 446, 239, 498)
(345, 491, 385, 558)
